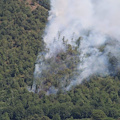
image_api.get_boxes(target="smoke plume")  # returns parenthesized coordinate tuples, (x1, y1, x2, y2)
(33, 0, 120, 93)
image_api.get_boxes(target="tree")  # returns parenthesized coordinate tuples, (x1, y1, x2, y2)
(52, 114, 61, 120)
(1, 112, 10, 120)
(40, 116, 51, 120)
(92, 110, 107, 120)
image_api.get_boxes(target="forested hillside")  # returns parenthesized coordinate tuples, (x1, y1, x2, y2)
(0, 0, 120, 120)
(0, 0, 48, 87)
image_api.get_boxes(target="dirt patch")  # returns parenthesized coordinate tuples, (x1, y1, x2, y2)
(19, 0, 47, 11)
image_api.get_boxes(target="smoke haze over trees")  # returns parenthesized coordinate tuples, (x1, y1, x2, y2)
(34, 0, 120, 93)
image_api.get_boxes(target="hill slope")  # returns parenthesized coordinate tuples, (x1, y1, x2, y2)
(0, 0, 120, 120)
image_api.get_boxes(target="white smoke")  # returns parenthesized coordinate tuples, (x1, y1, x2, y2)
(34, 0, 120, 92)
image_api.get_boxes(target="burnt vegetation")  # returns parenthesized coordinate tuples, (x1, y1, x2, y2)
(34, 42, 80, 93)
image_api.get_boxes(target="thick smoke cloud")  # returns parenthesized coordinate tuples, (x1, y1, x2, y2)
(33, 0, 120, 92)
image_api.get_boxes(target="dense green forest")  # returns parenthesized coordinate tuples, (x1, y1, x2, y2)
(0, 0, 120, 120)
